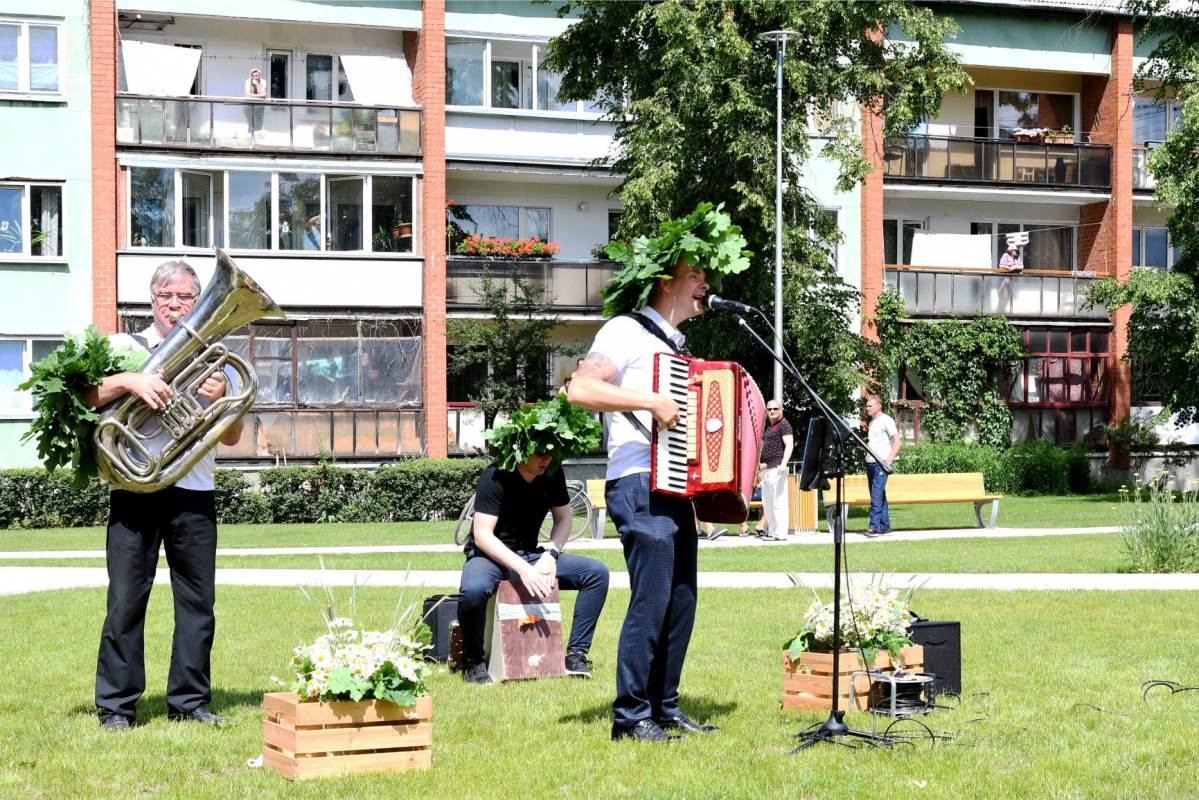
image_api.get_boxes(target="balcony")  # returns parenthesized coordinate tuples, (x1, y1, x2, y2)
(446, 258, 617, 311)
(885, 266, 1108, 320)
(116, 94, 421, 156)
(883, 135, 1112, 190)
(1133, 148, 1158, 191)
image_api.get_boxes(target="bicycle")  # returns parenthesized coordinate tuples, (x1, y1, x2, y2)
(452, 450, 596, 546)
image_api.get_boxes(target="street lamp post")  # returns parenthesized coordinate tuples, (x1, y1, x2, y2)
(757, 30, 800, 405)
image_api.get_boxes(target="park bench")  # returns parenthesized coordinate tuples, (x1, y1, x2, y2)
(823, 471, 1001, 531)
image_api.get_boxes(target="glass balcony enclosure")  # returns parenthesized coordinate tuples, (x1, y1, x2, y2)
(883, 135, 1112, 190)
(1133, 148, 1158, 191)
(446, 258, 617, 311)
(117, 94, 421, 156)
(885, 267, 1108, 319)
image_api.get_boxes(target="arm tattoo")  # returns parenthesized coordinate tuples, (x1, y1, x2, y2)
(576, 351, 619, 382)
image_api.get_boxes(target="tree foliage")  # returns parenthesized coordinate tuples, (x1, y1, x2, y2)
(1090, 1, 1199, 420)
(873, 288, 1026, 447)
(446, 265, 579, 429)
(543, 0, 970, 418)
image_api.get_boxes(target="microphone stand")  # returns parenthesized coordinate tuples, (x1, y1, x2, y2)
(726, 309, 898, 753)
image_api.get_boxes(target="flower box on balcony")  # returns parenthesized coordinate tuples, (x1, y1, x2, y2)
(455, 235, 562, 260)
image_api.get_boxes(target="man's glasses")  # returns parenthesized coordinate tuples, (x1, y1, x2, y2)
(153, 292, 196, 303)
(767, 407, 781, 413)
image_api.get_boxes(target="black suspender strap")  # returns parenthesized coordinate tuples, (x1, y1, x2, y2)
(611, 312, 685, 442)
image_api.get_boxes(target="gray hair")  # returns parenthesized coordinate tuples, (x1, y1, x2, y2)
(149, 260, 202, 296)
(866, 395, 883, 407)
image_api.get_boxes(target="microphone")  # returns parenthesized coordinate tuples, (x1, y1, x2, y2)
(705, 294, 758, 314)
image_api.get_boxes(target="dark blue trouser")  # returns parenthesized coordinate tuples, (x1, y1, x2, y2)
(606, 472, 697, 727)
(866, 461, 891, 531)
(96, 488, 218, 722)
(458, 549, 609, 665)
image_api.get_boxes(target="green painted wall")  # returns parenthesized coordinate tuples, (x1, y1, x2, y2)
(0, 0, 93, 468)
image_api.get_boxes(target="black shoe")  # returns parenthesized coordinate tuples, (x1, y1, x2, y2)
(100, 714, 131, 732)
(464, 662, 493, 685)
(565, 652, 594, 679)
(611, 719, 682, 742)
(169, 706, 227, 725)
(657, 713, 720, 734)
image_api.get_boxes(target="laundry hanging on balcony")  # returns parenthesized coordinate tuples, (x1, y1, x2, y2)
(337, 55, 416, 108)
(118, 39, 203, 97)
(908, 230, 993, 269)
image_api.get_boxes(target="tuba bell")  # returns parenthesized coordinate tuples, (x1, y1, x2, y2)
(94, 249, 285, 492)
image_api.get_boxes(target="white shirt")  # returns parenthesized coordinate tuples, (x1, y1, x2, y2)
(589, 306, 686, 481)
(108, 327, 237, 492)
(865, 412, 899, 464)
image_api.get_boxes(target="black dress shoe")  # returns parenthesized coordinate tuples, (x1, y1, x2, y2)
(100, 714, 131, 732)
(657, 713, 720, 734)
(611, 719, 682, 742)
(169, 706, 228, 725)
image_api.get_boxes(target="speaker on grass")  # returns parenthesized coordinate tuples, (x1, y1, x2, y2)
(422, 594, 461, 663)
(909, 619, 961, 698)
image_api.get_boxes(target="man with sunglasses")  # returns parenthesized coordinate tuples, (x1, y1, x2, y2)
(758, 402, 794, 540)
(83, 260, 242, 732)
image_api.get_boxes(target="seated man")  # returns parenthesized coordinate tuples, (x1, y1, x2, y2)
(459, 397, 609, 685)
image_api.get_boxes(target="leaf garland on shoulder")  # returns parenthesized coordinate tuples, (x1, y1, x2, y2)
(17, 326, 148, 487)
(600, 202, 753, 318)
(483, 395, 603, 474)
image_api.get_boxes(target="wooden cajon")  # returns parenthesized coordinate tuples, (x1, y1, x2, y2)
(483, 580, 566, 682)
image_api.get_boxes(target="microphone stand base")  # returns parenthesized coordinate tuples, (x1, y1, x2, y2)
(788, 710, 902, 754)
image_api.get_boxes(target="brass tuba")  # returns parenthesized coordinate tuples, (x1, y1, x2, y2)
(94, 249, 285, 492)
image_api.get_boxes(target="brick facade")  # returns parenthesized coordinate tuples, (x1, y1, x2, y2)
(417, 1, 448, 458)
(859, 102, 886, 342)
(89, 1, 118, 333)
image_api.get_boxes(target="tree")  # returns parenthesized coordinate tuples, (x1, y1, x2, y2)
(542, 0, 970, 420)
(447, 264, 579, 429)
(1088, 0, 1199, 422)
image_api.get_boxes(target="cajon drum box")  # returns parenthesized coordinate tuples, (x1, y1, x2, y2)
(484, 581, 566, 682)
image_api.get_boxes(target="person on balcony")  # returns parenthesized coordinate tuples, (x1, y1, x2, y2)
(999, 246, 1024, 273)
(244, 68, 266, 140)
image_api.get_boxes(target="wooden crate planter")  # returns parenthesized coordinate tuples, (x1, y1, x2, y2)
(782, 646, 923, 712)
(262, 693, 432, 780)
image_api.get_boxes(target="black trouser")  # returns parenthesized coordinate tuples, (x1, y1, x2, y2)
(95, 488, 218, 721)
(458, 548, 610, 666)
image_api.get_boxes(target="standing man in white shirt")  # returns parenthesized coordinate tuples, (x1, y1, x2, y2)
(864, 395, 902, 537)
(569, 203, 750, 743)
(757, 401, 794, 539)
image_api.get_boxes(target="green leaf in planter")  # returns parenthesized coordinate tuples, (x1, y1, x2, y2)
(324, 667, 369, 701)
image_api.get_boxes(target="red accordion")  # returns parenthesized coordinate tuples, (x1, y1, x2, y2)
(651, 353, 766, 523)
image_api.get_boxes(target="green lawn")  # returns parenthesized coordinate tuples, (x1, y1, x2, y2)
(1, 585, 1197, 799)
(0, 532, 1133, 574)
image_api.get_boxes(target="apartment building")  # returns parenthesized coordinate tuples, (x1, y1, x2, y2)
(0, 2, 92, 466)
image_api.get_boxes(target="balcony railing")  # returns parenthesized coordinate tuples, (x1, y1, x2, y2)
(116, 94, 421, 156)
(883, 135, 1112, 190)
(885, 266, 1108, 319)
(1133, 148, 1158, 191)
(446, 257, 617, 311)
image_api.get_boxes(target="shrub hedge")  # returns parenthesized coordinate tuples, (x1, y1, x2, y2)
(1, 459, 488, 529)
(892, 441, 1095, 495)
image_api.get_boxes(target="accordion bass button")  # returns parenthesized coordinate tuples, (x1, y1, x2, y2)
(705, 418, 723, 433)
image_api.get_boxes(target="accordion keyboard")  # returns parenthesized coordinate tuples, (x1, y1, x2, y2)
(654, 354, 691, 494)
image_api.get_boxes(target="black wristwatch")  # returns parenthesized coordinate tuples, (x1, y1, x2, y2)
(546, 548, 561, 561)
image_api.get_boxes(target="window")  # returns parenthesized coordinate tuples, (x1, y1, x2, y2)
(446, 39, 485, 106)
(1133, 97, 1183, 145)
(991, 90, 1075, 139)
(0, 337, 62, 415)
(447, 204, 550, 249)
(268, 51, 290, 99)
(969, 220, 1074, 271)
(0, 18, 61, 95)
(1132, 226, 1179, 269)
(812, 209, 839, 272)
(607, 210, 622, 242)
(127, 167, 414, 254)
(1005, 327, 1110, 446)
(0, 182, 63, 257)
(306, 54, 333, 101)
(446, 38, 604, 113)
(883, 218, 923, 265)
(491, 59, 520, 109)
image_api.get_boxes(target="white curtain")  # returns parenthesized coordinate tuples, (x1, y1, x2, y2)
(119, 39, 202, 97)
(909, 230, 993, 269)
(0, 25, 18, 90)
(29, 26, 58, 91)
(36, 188, 60, 257)
(337, 54, 415, 107)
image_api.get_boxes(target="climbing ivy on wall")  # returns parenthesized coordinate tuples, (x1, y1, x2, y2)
(873, 287, 1027, 448)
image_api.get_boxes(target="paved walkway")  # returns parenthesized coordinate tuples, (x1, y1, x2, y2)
(4, 565, 1197, 598)
(0, 525, 1121, 560)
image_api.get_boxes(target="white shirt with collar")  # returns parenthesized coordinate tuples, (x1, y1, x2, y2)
(588, 306, 686, 481)
(107, 327, 237, 493)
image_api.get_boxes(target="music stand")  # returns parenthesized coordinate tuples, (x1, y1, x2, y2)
(727, 310, 899, 753)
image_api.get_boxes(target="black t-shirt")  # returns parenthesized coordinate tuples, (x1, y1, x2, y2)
(760, 418, 794, 468)
(467, 464, 570, 552)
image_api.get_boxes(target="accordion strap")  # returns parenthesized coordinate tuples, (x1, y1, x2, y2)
(612, 312, 683, 442)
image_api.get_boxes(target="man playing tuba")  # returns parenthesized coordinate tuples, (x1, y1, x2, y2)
(84, 260, 242, 732)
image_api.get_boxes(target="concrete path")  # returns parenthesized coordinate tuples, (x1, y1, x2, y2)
(4, 565, 1197, 598)
(0, 525, 1121, 560)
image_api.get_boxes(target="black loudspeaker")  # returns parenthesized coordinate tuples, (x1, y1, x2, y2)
(422, 594, 461, 663)
(909, 620, 961, 698)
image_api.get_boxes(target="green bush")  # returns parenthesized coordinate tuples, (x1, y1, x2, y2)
(1119, 472, 1199, 573)
(214, 469, 271, 525)
(366, 458, 488, 522)
(1007, 440, 1069, 495)
(1065, 446, 1093, 495)
(258, 465, 371, 524)
(0, 469, 108, 529)
(892, 441, 1101, 496)
(893, 442, 1016, 495)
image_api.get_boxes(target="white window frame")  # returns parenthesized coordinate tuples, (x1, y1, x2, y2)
(453, 203, 552, 242)
(304, 51, 355, 103)
(811, 208, 840, 273)
(446, 35, 603, 116)
(0, 180, 67, 262)
(0, 16, 64, 99)
(975, 87, 1080, 140)
(266, 48, 292, 100)
(1132, 95, 1184, 146)
(1132, 225, 1178, 270)
(0, 336, 64, 418)
(883, 217, 925, 266)
(969, 219, 1078, 270)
